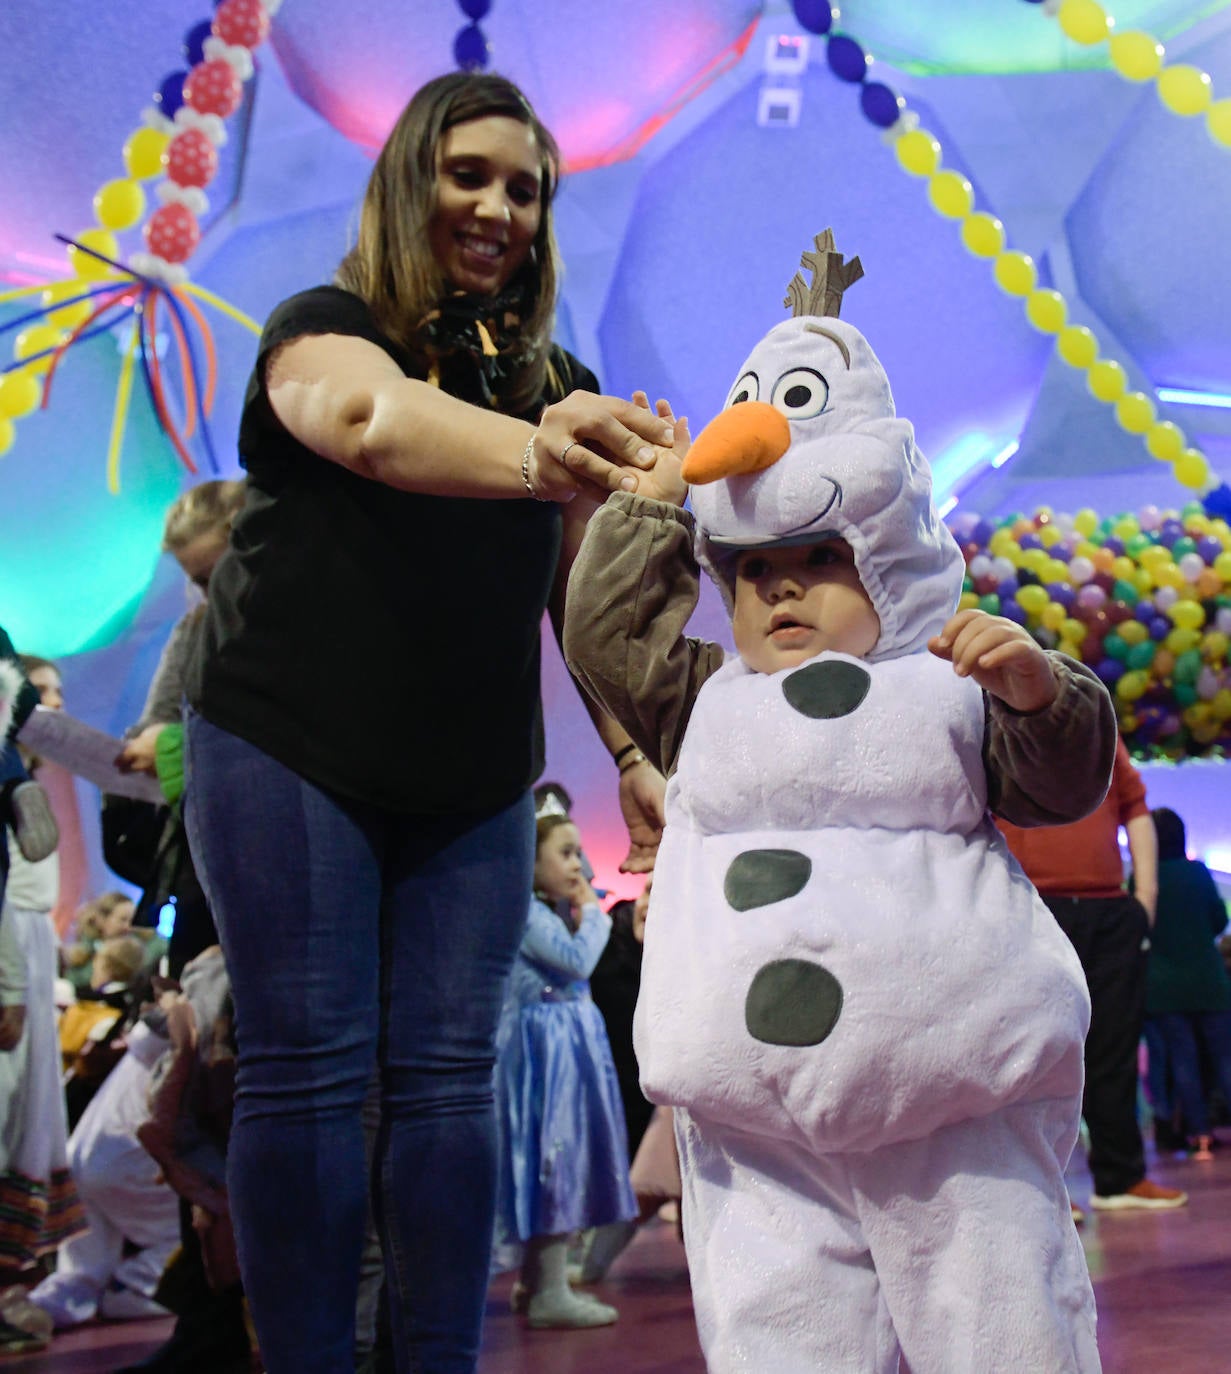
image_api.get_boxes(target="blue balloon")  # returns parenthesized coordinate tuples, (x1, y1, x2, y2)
(1046, 583, 1076, 610)
(453, 24, 490, 71)
(458, 0, 492, 18)
(826, 35, 869, 84)
(860, 82, 903, 129)
(1148, 617, 1171, 642)
(1000, 600, 1028, 626)
(1133, 599, 1156, 623)
(183, 19, 213, 68)
(155, 70, 187, 117)
(791, 0, 835, 35)
(1203, 480, 1231, 522)
(997, 578, 1020, 601)
(1096, 658, 1126, 686)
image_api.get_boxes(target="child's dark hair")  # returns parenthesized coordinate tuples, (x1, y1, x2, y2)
(1151, 807, 1187, 862)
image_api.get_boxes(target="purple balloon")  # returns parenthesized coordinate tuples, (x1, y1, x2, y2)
(1018, 533, 1043, 551)
(1148, 617, 1171, 641)
(997, 578, 1020, 600)
(1102, 537, 1125, 557)
(791, 0, 835, 35)
(1000, 601, 1028, 625)
(1197, 535, 1223, 564)
(971, 519, 994, 546)
(1045, 583, 1076, 609)
(154, 70, 187, 117)
(453, 23, 490, 70)
(1134, 600, 1156, 623)
(1158, 520, 1184, 547)
(827, 34, 869, 83)
(183, 19, 212, 67)
(458, 0, 492, 18)
(1096, 659, 1126, 686)
(860, 82, 903, 128)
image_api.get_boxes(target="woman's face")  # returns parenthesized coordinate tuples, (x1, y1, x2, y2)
(427, 115, 543, 298)
(174, 527, 229, 594)
(534, 822, 584, 905)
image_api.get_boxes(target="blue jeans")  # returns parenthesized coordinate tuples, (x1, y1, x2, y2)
(1145, 1010, 1231, 1138)
(184, 711, 533, 1374)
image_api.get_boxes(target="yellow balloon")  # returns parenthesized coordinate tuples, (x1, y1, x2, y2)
(1165, 626, 1201, 655)
(1043, 557, 1070, 583)
(1213, 690, 1231, 723)
(1118, 620, 1147, 646)
(1086, 358, 1127, 402)
(1157, 64, 1213, 117)
(13, 324, 63, 376)
(927, 169, 974, 219)
(1025, 289, 1067, 334)
(123, 126, 170, 181)
(1017, 584, 1050, 617)
(0, 416, 14, 457)
(1057, 325, 1098, 369)
(41, 280, 91, 331)
(1153, 561, 1185, 591)
(1214, 550, 1231, 581)
(93, 178, 146, 232)
(1058, 0, 1113, 46)
(1020, 548, 1049, 574)
(958, 590, 980, 612)
(1145, 420, 1185, 462)
(1184, 512, 1212, 535)
(1112, 555, 1136, 581)
(1109, 29, 1164, 81)
(1203, 631, 1229, 662)
(1073, 508, 1098, 537)
(1139, 543, 1171, 569)
(0, 370, 41, 419)
(1115, 390, 1155, 434)
(895, 129, 942, 178)
(994, 251, 1036, 297)
(1168, 600, 1206, 631)
(1174, 448, 1210, 490)
(1133, 567, 1153, 594)
(960, 212, 1005, 259)
(68, 228, 120, 280)
(1208, 98, 1231, 148)
(1041, 602, 1068, 631)
(1061, 617, 1088, 645)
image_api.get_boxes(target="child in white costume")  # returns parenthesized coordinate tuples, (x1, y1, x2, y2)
(564, 235, 1114, 1373)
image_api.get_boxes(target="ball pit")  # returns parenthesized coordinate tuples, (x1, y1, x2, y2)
(947, 504, 1231, 761)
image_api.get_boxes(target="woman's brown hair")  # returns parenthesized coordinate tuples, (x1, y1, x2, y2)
(334, 72, 563, 414)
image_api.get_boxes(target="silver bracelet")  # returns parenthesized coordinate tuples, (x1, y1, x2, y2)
(521, 435, 550, 501)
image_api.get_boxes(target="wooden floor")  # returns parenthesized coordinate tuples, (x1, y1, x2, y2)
(5, 1143, 1230, 1373)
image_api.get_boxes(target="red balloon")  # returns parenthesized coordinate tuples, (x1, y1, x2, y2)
(184, 58, 242, 118)
(213, 0, 271, 49)
(1105, 601, 1133, 625)
(145, 203, 200, 263)
(961, 542, 981, 564)
(164, 128, 218, 188)
(973, 575, 999, 596)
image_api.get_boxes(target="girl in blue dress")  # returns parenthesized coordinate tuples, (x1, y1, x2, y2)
(492, 813, 636, 1328)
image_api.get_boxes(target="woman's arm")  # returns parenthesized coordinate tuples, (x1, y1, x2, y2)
(521, 899, 613, 981)
(265, 333, 675, 501)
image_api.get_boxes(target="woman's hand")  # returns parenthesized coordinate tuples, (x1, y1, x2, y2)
(115, 724, 167, 775)
(928, 609, 1059, 714)
(528, 390, 676, 502)
(618, 759, 666, 873)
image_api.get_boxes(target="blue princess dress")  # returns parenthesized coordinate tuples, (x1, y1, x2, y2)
(492, 896, 636, 1264)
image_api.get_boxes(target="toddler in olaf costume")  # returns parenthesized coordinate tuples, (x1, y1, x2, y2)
(564, 233, 1114, 1373)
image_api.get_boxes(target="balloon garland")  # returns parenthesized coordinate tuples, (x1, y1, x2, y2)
(0, 1, 277, 489)
(454, 0, 493, 72)
(788, 0, 1231, 524)
(949, 503, 1231, 761)
(1023, 0, 1231, 149)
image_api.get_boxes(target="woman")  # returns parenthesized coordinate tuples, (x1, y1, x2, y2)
(181, 72, 680, 1374)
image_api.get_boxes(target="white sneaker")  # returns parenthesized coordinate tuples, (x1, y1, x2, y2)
(98, 1286, 171, 1322)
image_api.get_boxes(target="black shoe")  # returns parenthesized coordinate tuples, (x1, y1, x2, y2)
(110, 1320, 251, 1374)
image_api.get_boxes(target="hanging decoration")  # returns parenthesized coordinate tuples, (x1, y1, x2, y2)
(454, 0, 492, 72)
(789, 0, 1230, 522)
(0, 1, 277, 488)
(949, 503, 1231, 762)
(1024, 0, 1231, 150)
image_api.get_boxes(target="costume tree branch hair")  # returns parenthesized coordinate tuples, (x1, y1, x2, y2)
(784, 228, 865, 319)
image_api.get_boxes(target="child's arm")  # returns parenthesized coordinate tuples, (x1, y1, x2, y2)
(521, 898, 613, 981)
(929, 608, 1117, 826)
(563, 493, 726, 778)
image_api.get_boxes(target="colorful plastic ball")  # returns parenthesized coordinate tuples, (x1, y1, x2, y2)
(1112, 579, 1140, 606)
(1108, 29, 1164, 81)
(1057, 325, 1098, 369)
(927, 170, 974, 220)
(40, 280, 92, 332)
(861, 82, 903, 129)
(1203, 631, 1229, 662)
(1174, 449, 1211, 490)
(827, 35, 869, 83)
(184, 58, 243, 118)
(1103, 633, 1130, 662)
(895, 129, 941, 178)
(1125, 641, 1156, 672)
(1174, 648, 1203, 684)
(993, 251, 1036, 297)
(1047, 584, 1076, 610)
(1115, 391, 1155, 434)
(164, 128, 219, 188)
(213, 0, 272, 49)
(123, 126, 170, 181)
(1077, 584, 1107, 610)
(93, 178, 146, 232)
(1154, 649, 1176, 677)
(1098, 658, 1127, 686)
(1001, 600, 1028, 626)
(68, 227, 119, 279)
(960, 212, 1005, 259)
(1196, 535, 1224, 564)
(1157, 64, 1213, 117)
(1171, 535, 1197, 561)
(1149, 615, 1172, 641)
(1167, 628, 1202, 657)
(1208, 98, 1231, 149)
(978, 594, 1001, 615)
(1041, 602, 1068, 632)
(1016, 584, 1050, 617)
(1118, 619, 1147, 646)
(1213, 689, 1231, 722)
(1197, 667, 1220, 701)
(1025, 288, 1067, 334)
(1061, 618, 1087, 645)
(1138, 505, 1162, 531)
(1145, 420, 1184, 461)
(1196, 570, 1224, 600)
(144, 203, 201, 263)
(1178, 552, 1205, 583)
(1214, 551, 1231, 582)
(791, 0, 835, 35)
(958, 591, 980, 612)
(1058, 0, 1113, 46)
(1068, 555, 1095, 585)
(0, 370, 41, 419)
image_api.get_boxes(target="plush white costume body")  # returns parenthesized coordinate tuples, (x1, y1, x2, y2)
(631, 309, 1101, 1372)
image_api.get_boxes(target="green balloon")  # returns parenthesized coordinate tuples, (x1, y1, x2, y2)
(1104, 633, 1130, 662)
(1174, 683, 1198, 707)
(1125, 534, 1152, 557)
(1112, 580, 1139, 605)
(1174, 649, 1203, 685)
(1171, 536, 1197, 561)
(1126, 641, 1156, 671)
(978, 594, 1001, 615)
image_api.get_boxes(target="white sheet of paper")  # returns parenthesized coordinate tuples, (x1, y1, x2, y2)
(17, 706, 166, 804)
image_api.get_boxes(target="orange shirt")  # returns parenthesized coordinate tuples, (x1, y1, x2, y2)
(997, 738, 1148, 899)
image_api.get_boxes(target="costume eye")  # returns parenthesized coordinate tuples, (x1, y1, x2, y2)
(771, 368, 829, 420)
(725, 371, 759, 408)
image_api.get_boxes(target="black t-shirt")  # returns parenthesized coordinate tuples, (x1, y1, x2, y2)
(184, 286, 598, 815)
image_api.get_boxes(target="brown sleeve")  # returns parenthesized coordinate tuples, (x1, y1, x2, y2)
(563, 491, 727, 777)
(985, 653, 1118, 827)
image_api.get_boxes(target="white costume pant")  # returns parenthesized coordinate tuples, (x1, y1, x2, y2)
(676, 1098, 1100, 1374)
(30, 1023, 179, 1327)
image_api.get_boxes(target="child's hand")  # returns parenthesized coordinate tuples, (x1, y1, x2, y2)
(568, 874, 600, 915)
(928, 609, 1058, 714)
(627, 392, 690, 506)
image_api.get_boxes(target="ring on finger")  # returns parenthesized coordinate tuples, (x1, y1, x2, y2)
(558, 439, 578, 466)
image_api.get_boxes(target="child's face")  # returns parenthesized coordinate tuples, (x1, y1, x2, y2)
(732, 538, 879, 674)
(100, 901, 135, 939)
(29, 665, 63, 710)
(174, 528, 229, 594)
(534, 822, 584, 904)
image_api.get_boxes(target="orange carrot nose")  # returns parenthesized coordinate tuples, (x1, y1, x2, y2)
(681, 401, 792, 486)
